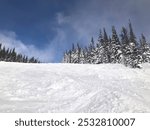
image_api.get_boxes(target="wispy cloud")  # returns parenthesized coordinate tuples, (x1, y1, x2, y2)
(0, 30, 54, 62)
(55, 0, 150, 44)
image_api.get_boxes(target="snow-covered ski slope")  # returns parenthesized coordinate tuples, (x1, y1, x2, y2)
(0, 62, 150, 113)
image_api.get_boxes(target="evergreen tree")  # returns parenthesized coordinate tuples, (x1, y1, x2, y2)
(129, 21, 137, 44)
(68, 50, 72, 63)
(95, 30, 104, 64)
(11, 48, 17, 62)
(0, 43, 40, 63)
(97, 29, 103, 47)
(89, 37, 97, 64)
(77, 43, 81, 63)
(110, 26, 122, 63)
(70, 43, 81, 63)
(62, 22, 150, 68)
(83, 47, 89, 63)
(120, 27, 130, 54)
(62, 51, 68, 63)
(120, 27, 130, 66)
(102, 28, 110, 63)
(140, 34, 150, 63)
(79, 48, 85, 64)
(72, 43, 75, 52)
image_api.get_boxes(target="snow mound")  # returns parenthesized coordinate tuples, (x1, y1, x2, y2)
(0, 62, 150, 113)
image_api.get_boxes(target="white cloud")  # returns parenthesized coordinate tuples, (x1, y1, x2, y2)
(0, 31, 54, 62)
(54, 0, 150, 45)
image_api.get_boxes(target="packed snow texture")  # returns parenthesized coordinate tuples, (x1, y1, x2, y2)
(0, 62, 150, 113)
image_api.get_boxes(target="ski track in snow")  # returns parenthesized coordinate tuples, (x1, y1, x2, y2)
(0, 62, 150, 113)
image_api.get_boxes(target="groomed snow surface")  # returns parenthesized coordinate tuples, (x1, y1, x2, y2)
(0, 62, 150, 113)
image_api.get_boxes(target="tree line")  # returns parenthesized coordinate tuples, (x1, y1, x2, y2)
(62, 22, 150, 68)
(0, 43, 40, 63)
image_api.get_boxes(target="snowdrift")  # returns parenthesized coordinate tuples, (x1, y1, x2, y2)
(0, 62, 150, 113)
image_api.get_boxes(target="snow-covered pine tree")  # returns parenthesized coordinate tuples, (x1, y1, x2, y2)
(65, 44, 72, 63)
(110, 26, 122, 63)
(68, 43, 81, 63)
(70, 45, 76, 63)
(123, 22, 142, 68)
(83, 47, 89, 63)
(85, 38, 95, 64)
(63, 50, 72, 63)
(5, 48, 11, 62)
(127, 42, 142, 68)
(128, 22, 142, 68)
(69, 43, 77, 63)
(102, 28, 110, 63)
(1, 46, 6, 61)
(91, 37, 95, 49)
(79, 48, 85, 64)
(129, 20, 137, 45)
(140, 34, 150, 63)
(89, 37, 97, 64)
(11, 48, 17, 62)
(68, 50, 72, 63)
(95, 30, 104, 64)
(120, 27, 129, 66)
(62, 51, 67, 63)
(0, 43, 40, 63)
(62, 22, 150, 68)
(120, 27, 129, 52)
(76, 43, 81, 63)
(85, 46, 92, 64)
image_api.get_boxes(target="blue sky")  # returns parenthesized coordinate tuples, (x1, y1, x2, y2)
(0, 0, 150, 62)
